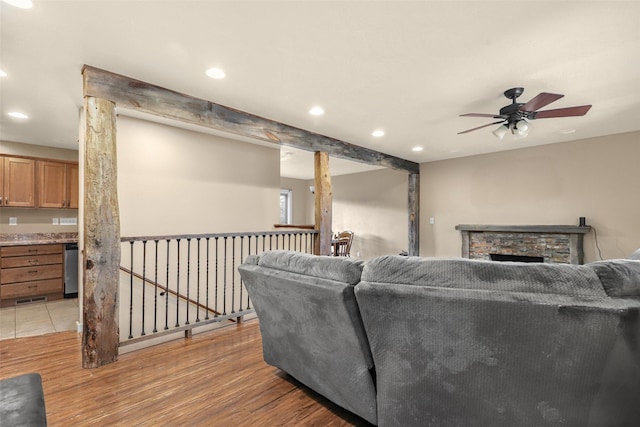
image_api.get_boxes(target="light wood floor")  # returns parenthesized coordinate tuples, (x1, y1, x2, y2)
(0, 320, 372, 426)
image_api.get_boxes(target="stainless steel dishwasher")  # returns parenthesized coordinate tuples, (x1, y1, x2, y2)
(64, 243, 78, 298)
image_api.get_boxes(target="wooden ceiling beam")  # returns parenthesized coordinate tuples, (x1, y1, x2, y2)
(82, 65, 419, 174)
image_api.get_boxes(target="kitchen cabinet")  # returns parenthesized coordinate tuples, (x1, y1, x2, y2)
(1, 156, 36, 207)
(0, 244, 64, 307)
(37, 160, 79, 209)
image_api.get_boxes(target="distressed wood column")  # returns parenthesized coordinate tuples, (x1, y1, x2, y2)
(314, 152, 332, 256)
(83, 96, 120, 368)
(408, 172, 420, 256)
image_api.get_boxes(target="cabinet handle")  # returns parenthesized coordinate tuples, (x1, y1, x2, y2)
(28, 270, 38, 275)
(28, 285, 38, 289)
(28, 259, 39, 265)
(28, 249, 38, 253)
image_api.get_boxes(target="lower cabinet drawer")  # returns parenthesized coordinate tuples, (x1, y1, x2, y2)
(1, 279, 63, 299)
(0, 264, 63, 284)
(1, 253, 63, 269)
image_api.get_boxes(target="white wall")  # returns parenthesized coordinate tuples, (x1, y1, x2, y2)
(117, 116, 280, 237)
(420, 131, 640, 262)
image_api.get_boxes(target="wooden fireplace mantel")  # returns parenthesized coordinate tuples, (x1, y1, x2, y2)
(455, 224, 592, 264)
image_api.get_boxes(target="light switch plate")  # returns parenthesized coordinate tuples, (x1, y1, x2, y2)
(60, 217, 77, 225)
(52, 218, 59, 225)
(9, 217, 17, 225)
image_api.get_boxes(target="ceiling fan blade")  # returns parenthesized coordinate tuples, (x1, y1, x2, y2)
(458, 120, 504, 135)
(460, 113, 504, 118)
(533, 105, 592, 119)
(520, 92, 564, 112)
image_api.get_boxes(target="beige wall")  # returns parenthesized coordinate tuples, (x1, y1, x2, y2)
(280, 177, 314, 225)
(0, 141, 79, 234)
(420, 131, 640, 262)
(1, 140, 78, 161)
(332, 168, 408, 259)
(281, 168, 408, 259)
(117, 116, 280, 237)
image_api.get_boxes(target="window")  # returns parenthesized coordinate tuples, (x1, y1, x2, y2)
(279, 189, 292, 224)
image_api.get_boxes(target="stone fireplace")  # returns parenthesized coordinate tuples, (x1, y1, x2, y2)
(455, 224, 591, 264)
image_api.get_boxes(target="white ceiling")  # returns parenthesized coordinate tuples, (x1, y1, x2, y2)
(1, 1, 639, 180)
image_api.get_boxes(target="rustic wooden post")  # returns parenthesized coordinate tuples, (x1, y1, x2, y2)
(314, 152, 332, 256)
(408, 172, 420, 256)
(82, 95, 120, 368)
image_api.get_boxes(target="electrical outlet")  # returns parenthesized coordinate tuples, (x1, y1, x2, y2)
(9, 217, 17, 225)
(52, 218, 59, 225)
(429, 217, 435, 225)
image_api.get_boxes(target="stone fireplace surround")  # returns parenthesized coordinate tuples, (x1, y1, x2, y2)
(455, 224, 591, 265)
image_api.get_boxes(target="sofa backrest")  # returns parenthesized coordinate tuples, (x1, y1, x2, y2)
(361, 255, 607, 297)
(238, 250, 377, 425)
(586, 259, 640, 297)
(356, 256, 640, 426)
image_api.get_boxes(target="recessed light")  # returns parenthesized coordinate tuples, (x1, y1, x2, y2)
(0, 69, 7, 77)
(309, 106, 324, 116)
(412, 146, 423, 152)
(372, 130, 385, 137)
(560, 129, 576, 134)
(8, 111, 29, 119)
(3, 0, 33, 8)
(205, 67, 226, 79)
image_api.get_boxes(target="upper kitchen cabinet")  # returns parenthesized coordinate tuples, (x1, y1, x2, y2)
(37, 160, 79, 209)
(1, 156, 36, 207)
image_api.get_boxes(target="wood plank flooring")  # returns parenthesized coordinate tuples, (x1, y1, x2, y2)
(0, 320, 372, 426)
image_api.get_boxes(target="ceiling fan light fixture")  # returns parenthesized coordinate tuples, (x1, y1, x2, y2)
(492, 124, 508, 139)
(515, 120, 529, 138)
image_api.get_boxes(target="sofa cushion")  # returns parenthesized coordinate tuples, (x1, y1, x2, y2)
(362, 256, 607, 298)
(0, 373, 47, 427)
(586, 259, 640, 297)
(257, 250, 363, 285)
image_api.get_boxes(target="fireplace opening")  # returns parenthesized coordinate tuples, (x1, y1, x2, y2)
(490, 254, 544, 263)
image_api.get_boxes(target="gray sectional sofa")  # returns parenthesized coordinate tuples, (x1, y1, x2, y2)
(238, 251, 640, 427)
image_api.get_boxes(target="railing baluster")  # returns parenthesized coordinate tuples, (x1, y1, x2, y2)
(205, 237, 210, 321)
(153, 240, 159, 333)
(141, 240, 147, 336)
(164, 240, 170, 330)
(175, 239, 181, 327)
(196, 238, 201, 323)
(231, 236, 236, 314)
(185, 238, 191, 326)
(128, 241, 134, 339)
(214, 237, 219, 318)
(223, 236, 228, 316)
(239, 236, 244, 313)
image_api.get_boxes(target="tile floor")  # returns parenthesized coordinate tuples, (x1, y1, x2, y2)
(0, 298, 79, 340)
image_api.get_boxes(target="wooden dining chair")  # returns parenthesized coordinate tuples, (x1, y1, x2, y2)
(333, 230, 354, 257)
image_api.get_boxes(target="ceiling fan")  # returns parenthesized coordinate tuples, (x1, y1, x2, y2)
(458, 87, 592, 139)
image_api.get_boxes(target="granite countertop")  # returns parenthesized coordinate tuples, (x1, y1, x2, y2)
(0, 232, 79, 247)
